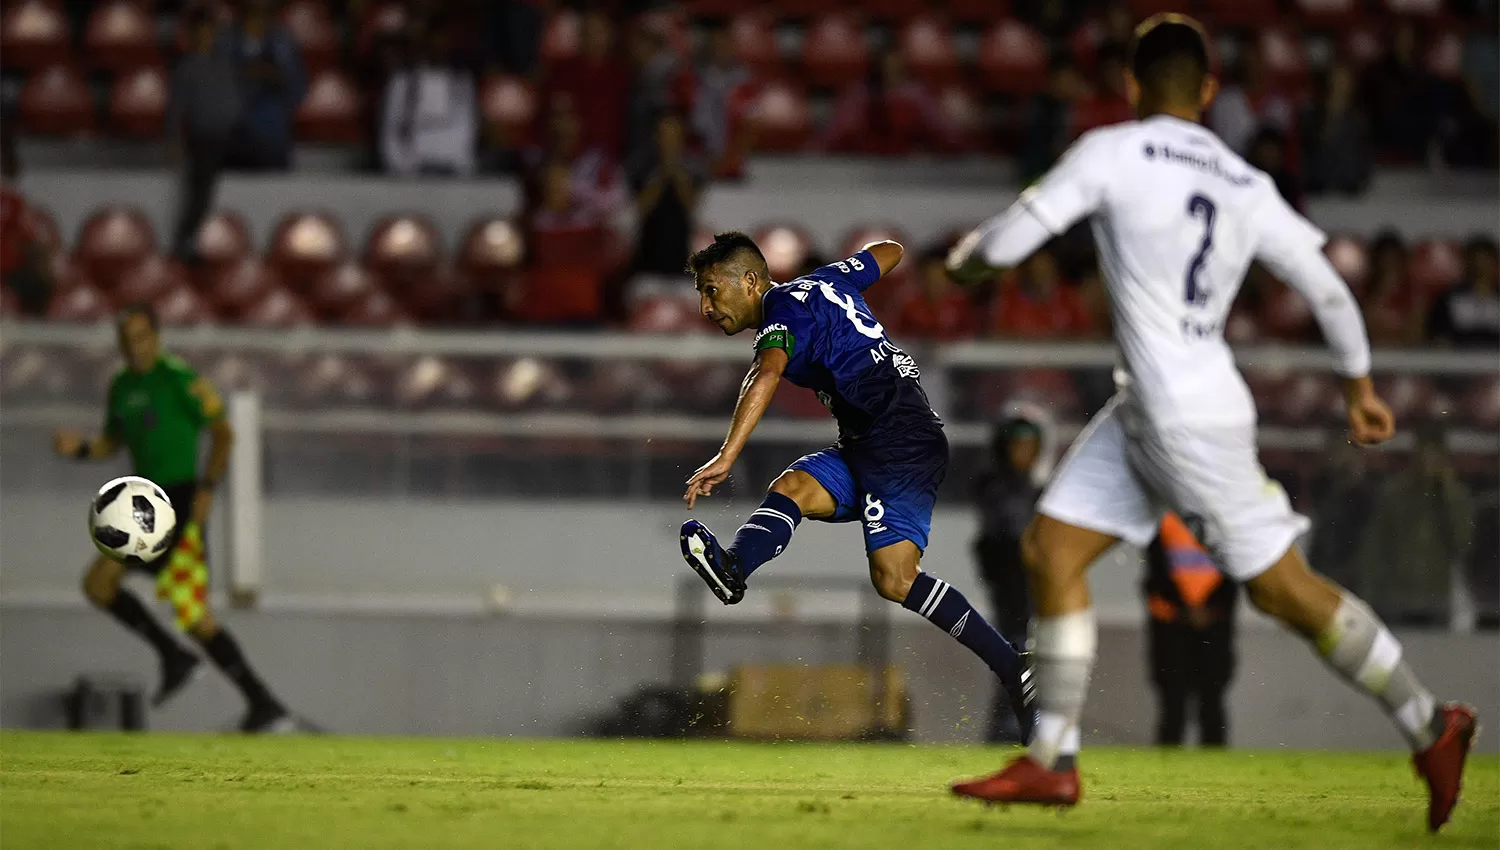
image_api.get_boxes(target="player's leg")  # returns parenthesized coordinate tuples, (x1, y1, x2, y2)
(81, 554, 200, 706)
(1150, 618, 1188, 746)
(1244, 547, 1476, 831)
(680, 449, 845, 605)
(1193, 616, 1233, 747)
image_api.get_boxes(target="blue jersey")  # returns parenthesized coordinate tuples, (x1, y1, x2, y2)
(753, 250, 941, 442)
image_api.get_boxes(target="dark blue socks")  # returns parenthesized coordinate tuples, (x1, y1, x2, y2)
(903, 572, 1022, 683)
(726, 492, 803, 579)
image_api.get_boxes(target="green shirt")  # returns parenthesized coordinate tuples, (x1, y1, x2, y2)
(105, 355, 221, 486)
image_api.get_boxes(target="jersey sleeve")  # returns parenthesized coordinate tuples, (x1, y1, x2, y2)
(103, 374, 124, 439)
(166, 357, 226, 427)
(801, 249, 881, 292)
(1018, 129, 1115, 235)
(754, 290, 815, 364)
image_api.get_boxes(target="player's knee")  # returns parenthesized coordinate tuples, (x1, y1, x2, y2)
(768, 470, 833, 518)
(868, 552, 920, 602)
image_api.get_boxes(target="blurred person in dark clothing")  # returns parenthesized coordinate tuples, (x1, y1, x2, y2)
(1427, 237, 1500, 349)
(1363, 19, 1437, 163)
(1467, 491, 1499, 630)
(1246, 128, 1303, 212)
(514, 160, 609, 325)
(818, 50, 958, 156)
(545, 10, 630, 158)
(221, 0, 306, 170)
(1302, 62, 1373, 196)
(691, 21, 755, 179)
(1363, 231, 1424, 347)
(973, 416, 1045, 742)
(625, 23, 693, 167)
(1, 122, 54, 315)
(1144, 512, 1238, 747)
(485, 0, 545, 77)
(1308, 441, 1377, 594)
(166, 5, 243, 264)
(1019, 54, 1091, 184)
(521, 99, 626, 222)
(1356, 425, 1472, 627)
(629, 111, 703, 278)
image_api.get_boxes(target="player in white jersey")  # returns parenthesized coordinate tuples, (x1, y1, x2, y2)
(944, 15, 1477, 833)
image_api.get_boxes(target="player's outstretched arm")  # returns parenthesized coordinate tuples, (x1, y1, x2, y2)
(684, 348, 789, 508)
(945, 203, 1055, 285)
(861, 240, 904, 279)
(52, 429, 119, 460)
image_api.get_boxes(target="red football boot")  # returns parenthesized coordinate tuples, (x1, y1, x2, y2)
(951, 755, 1081, 806)
(1412, 703, 1479, 833)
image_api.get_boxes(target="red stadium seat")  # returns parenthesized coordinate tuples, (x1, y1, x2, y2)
(1410, 240, 1463, 296)
(115, 254, 188, 304)
(1465, 378, 1500, 430)
(1341, 22, 1385, 67)
(1, 0, 71, 70)
(1425, 30, 1463, 80)
(84, 0, 159, 71)
(396, 356, 479, 409)
(748, 80, 810, 152)
(458, 217, 525, 274)
(540, 9, 581, 67)
(1376, 375, 1433, 421)
(1277, 373, 1340, 425)
(1383, 0, 1443, 15)
(1201, 0, 1277, 28)
(1005, 369, 1080, 420)
(1259, 279, 1317, 342)
(752, 224, 814, 280)
(19, 63, 95, 136)
(355, 0, 410, 57)
(937, 84, 984, 152)
(728, 14, 779, 74)
(25, 204, 62, 256)
(240, 287, 314, 326)
(800, 14, 869, 89)
(1325, 235, 1368, 291)
(628, 294, 704, 334)
(338, 287, 407, 327)
(898, 16, 959, 86)
(364, 214, 443, 286)
(943, 0, 1011, 24)
(295, 354, 382, 408)
(194, 209, 253, 273)
(479, 75, 537, 150)
(1294, 0, 1360, 30)
(267, 211, 348, 290)
(308, 263, 377, 317)
(153, 281, 215, 325)
(978, 20, 1047, 95)
(74, 206, 156, 287)
(295, 70, 363, 143)
(1224, 309, 1262, 344)
(281, 0, 338, 73)
(488, 358, 574, 412)
(208, 259, 280, 317)
(47, 281, 113, 322)
(0, 287, 18, 316)
(108, 65, 168, 138)
(1258, 28, 1309, 92)
(401, 264, 466, 323)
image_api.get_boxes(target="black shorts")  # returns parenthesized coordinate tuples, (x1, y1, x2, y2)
(129, 481, 202, 576)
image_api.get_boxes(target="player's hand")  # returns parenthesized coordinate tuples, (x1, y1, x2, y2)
(191, 489, 214, 526)
(945, 231, 993, 287)
(684, 451, 734, 510)
(52, 429, 84, 458)
(1342, 376, 1395, 446)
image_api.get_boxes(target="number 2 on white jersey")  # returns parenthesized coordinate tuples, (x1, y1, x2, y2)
(818, 283, 884, 339)
(1184, 194, 1216, 306)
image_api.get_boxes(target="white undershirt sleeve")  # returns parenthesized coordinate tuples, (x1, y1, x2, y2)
(965, 204, 1057, 269)
(1251, 190, 1372, 378)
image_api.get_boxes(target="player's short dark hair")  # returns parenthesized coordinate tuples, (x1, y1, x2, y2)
(686, 231, 768, 279)
(1465, 234, 1499, 260)
(117, 302, 159, 332)
(1129, 14, 1210, 95)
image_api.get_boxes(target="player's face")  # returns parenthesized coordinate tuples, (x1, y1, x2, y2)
(117, 314, 159, 373)
(696, 268, 759, 335)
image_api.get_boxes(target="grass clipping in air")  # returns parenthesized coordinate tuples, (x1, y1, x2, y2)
(2, 731, 1497, 849)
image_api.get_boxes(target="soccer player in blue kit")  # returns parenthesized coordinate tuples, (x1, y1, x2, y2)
(678, 232, 1033, 736)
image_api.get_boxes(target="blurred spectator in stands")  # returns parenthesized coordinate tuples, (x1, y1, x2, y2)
(1356, 424, 1472, 627)
(1143, 513, 1238, 748)
(1209, 48, 1294, 157)
(1363, 19, 1436, 163)
(516, 159, 607, 324)
(972, 415, 1044, 743)
(221, 0, 306, 170)
(380, 16, 478, 177)
(625, 22, 693, 167)
(1468, 490, 1499, 630)
(1427, 236, 1500, 348)
(893, 247, 979, 340)
(1019, 54, 1091, 183)
(485, 0, 544, 77)
(1070, 45, 1132, 137)
(1302, 62, 1373, 196)
(818, 50, 957, 156)
(1457, 10, 1498, 168)
(522, 99, 625, 222)
(1361, 231, 1421, 346)
(1309, 441, 1377, 592)
(0, 125, 53, 315)
(691, 21, 755, 179)
(992, 250, 1093, 339)
(544, 9, 629, 158)
(166, 5, 243, 264)
(1247, 128, 1302, 211)
(629, 111, 703, 278)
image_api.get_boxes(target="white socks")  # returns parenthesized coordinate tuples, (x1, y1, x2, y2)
(1315, 594, 1441, 750)
(1028, 608, 1097, 769)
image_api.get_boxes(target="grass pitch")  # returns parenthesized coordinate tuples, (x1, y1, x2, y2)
(1, 731, 1496, 850)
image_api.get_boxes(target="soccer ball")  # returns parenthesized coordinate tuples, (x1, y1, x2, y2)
(88, 476, 177, 564)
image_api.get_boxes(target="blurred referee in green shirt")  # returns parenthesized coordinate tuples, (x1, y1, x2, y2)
(53, 304, 290, 732)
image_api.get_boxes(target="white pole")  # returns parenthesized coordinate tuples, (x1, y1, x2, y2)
(227, 389, 263, 607)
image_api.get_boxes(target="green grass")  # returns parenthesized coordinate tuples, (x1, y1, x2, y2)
(1, 732, 1496, 849)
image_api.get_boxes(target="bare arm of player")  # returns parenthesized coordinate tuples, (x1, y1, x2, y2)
(684, 347, 789, 509)
(52, 429, 120, 460)
(191, 378, 234, 526)
(861, 240, 905, 278)
(945, 204, 1055, 285)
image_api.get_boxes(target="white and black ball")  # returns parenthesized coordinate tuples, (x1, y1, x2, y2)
(88, 476, 177, 565)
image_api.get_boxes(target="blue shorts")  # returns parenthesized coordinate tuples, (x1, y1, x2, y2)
(788, 426, 949, 554)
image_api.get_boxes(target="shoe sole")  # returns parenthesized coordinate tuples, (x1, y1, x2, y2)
(680, 525, 735, 604)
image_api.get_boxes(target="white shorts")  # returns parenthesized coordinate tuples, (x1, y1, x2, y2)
(1037, 396, 1310, 582)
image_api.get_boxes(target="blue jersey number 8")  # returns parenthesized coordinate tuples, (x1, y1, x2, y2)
(1185, 194, 1216, 306)
(819, 283, 885, 339)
